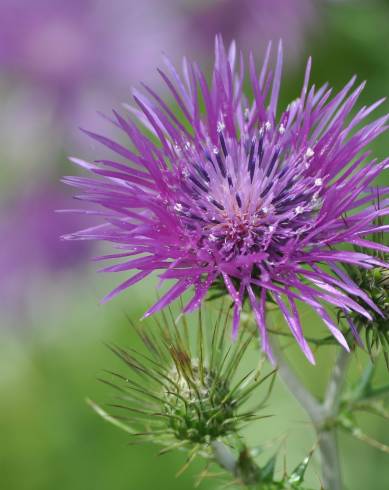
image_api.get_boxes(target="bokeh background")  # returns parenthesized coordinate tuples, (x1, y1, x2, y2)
(1, 0, 389, 488)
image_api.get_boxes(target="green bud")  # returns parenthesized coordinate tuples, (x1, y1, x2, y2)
(164, 358, 236, 443)
(91, 308, 275, 469)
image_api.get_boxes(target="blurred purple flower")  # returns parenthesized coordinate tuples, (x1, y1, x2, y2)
(0, 0, 186, 146)
(64, 37, 389, 362)
(0, 0, 93, 91)
(0, 182, 91, 311)
(0, 0, 185, 88)
(186, 0, 317, 64)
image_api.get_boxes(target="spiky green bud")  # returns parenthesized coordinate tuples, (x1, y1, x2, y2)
(164, 357, 237, 443)
(91, 309, 275, 472)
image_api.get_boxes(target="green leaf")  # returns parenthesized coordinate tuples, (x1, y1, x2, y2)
(261, 453, 277, 483)
(286, 451, 312, 485)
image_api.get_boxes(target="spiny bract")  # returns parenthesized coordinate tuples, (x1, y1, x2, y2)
(97, 311, 274, 449)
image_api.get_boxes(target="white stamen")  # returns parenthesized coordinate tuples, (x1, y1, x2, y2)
(212, 146, 219, 155)
(262, 206, 269, 214)
(217, 121, 226, 133)
(295, 206, 304, 214)
(312, 191, 320, 202)
(265, 121, 272, 131)
(268, 225, 275, 232)
(305, 147, 315, 158)
(278, 124, 285, 135)
(209, 234, 218, 242)
(174, 203, 183, 212)
(314, 178, 323, 186)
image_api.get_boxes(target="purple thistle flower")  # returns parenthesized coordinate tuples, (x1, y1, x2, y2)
(64, 37, 389, 363)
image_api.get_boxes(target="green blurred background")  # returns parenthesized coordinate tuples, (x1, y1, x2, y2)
(1, 1, 389, 489)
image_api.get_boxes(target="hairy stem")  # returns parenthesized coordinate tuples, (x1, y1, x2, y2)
(211, 440, 237, 474)
(272, 341, 350, 490)
(323, 348, 350, 417)
(272, 342, 323, 424)
(319, 348, 350, 490)
(317, 430, 342, 490)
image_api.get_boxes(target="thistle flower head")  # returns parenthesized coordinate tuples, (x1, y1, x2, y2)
(95, 310, 274, 455)
(64, 36, 389, 363)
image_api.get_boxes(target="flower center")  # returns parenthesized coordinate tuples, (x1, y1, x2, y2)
(170, 120, 323, 264)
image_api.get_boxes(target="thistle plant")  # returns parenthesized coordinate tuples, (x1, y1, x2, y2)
(108, 309, 276, 442)
(89, 308, 317, 488)
(64, 36, 389, 489)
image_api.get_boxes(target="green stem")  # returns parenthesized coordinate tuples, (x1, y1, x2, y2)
(363, 384, 389, 400)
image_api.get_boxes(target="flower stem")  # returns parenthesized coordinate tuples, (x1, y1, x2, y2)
(272, 342, 350, 490)
(317, 429, 342, 490)
(272, 342, 322, 424)
(323, 348, 350, 417)
(211, 440, 237, 474)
